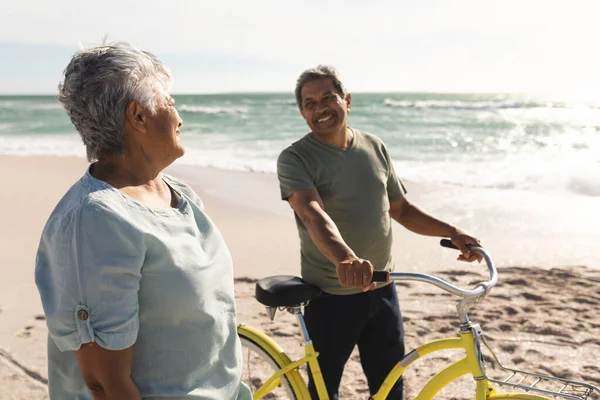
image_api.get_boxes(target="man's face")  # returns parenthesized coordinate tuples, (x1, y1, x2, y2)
(299, 78, 351, 137)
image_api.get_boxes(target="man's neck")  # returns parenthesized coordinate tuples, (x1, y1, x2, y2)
(312, 126, 353, 149)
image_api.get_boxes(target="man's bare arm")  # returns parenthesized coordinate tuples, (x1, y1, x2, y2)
(288, 190, 375, 289)
(389, 197, 482, 262)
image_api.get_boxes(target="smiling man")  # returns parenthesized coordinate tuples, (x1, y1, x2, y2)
(277, 65, 482, 399)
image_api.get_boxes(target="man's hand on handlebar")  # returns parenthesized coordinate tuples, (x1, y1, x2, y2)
(450, 228, 483, 263)
(336, 257, 377, 292)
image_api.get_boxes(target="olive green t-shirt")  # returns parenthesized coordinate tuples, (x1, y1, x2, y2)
(277, 129, 406, 295)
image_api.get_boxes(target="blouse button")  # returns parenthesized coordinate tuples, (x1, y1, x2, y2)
(77, 310, 89, 321)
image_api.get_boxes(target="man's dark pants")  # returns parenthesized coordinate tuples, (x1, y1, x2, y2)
(304, 283, 405, 399)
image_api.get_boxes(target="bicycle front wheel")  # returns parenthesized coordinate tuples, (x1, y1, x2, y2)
(238, 325, 307, 399)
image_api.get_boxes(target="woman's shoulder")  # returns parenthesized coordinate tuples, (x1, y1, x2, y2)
(44, 173, 135, 235)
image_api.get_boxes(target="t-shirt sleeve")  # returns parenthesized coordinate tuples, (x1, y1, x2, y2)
(35, 202, 144, 352)
(277, 149, 316, 200)
(382, 144, 407, 202)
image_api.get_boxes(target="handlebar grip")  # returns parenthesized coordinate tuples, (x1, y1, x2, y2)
(440, 239, 458, 250)
(372, 271, 390, 282)
(440, 239, 481, 253)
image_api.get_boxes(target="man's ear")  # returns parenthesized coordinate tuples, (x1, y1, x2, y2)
(124, 101, 147, 133)
(345, 93, 352, 111)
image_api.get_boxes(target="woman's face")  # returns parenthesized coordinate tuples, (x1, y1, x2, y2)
(143, 96, 185, 165)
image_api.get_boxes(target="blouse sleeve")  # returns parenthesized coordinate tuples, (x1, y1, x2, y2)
(35, 201, 145, 352)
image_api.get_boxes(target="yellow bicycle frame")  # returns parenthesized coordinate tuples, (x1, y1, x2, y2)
(372, 329, 548, 400)
(240, 324, 549, 400)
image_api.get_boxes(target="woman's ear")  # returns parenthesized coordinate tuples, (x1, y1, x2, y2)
(124, 101, 147, 133)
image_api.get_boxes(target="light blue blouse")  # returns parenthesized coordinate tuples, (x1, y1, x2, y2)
(35, 168, 249, 399)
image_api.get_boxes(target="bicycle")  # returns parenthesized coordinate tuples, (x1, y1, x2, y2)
(236, 240, 600, 399)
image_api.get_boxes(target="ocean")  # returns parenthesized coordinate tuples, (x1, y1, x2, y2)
(1, 93, 599, 198)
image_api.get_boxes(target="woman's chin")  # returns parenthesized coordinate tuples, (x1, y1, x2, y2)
(162, 146, 185, 168)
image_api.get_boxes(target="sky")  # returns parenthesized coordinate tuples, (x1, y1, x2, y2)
(1, 0, 600, 95)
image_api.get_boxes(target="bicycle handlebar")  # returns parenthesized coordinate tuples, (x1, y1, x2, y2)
(372, 239, 498, 299)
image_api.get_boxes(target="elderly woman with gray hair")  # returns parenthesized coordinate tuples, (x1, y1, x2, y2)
(34, 42, 250, 399)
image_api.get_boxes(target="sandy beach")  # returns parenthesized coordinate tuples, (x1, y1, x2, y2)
(0, 155, 598, 399)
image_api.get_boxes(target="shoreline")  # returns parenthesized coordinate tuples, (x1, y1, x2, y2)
(2, 154, 599, 269)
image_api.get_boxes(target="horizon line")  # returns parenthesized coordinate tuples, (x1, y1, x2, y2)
(0, 89, 538, 97)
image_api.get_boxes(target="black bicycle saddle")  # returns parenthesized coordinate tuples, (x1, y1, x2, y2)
(255, 275, 323, 307)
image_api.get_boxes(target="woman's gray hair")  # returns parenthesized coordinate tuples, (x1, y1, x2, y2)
(57, 42, 173, 161)
(294, 65, 347, 110)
